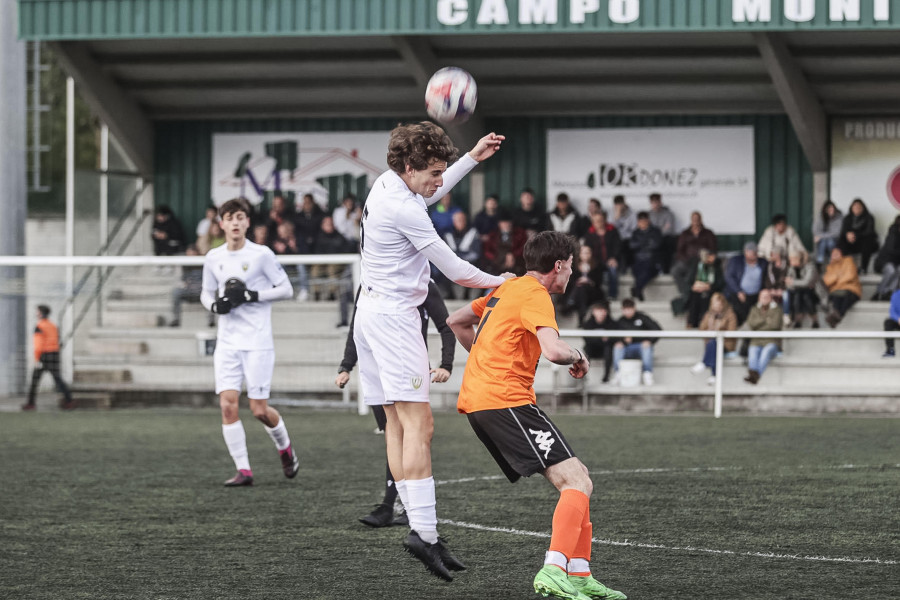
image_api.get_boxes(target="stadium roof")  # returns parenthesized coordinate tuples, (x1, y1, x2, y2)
(18, 0, 900, 176)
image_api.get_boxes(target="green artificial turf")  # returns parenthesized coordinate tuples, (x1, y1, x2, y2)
(1, 409, 897, 599)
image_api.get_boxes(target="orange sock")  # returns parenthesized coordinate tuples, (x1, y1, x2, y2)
(549, 489, 589, 564)
(569, 499, 593, 576)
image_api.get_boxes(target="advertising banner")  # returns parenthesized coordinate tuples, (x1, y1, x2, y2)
(831, 118, 900, 240)
(211, 132, 389, 209)
(547, 127, 756, 235)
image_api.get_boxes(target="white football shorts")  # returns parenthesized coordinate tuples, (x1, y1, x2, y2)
(214, 347, 275, 400)
(353, 305, 430, 405)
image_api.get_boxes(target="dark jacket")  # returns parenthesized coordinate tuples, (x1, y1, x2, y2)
(472, 210, 501, 236)
(629, 226, 663, 263)
(874, 222, 900, 273)
(313, 230, 353, 255)
(690, 258, 725, 294)
(724, 255, 769, 297)
(616, 311, 662, 344)
(512, 207, 549, 233)
(583, 225, 622, 264)
(581, 313, 618, 359)
(293, 205, 325, 249)
(548, 208, 588, 238)
(675, 226, 718, 263)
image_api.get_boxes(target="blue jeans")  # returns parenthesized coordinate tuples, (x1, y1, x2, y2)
(605, 265, 619, 299)
(748, 343, 779, 376)
(613, 342, 654, 373)
(702, 339, 719, 375)
(816, 237, 836, 264)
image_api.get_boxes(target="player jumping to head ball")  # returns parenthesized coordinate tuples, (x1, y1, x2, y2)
(201, 198, 299, 487)
(354, 122, 513, 580)
(448, 231, 627, 600)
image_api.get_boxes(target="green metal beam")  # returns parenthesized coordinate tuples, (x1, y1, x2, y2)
(19, 0, 900, 41)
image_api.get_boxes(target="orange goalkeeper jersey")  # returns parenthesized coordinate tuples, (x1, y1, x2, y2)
(457, 276, 558, 413)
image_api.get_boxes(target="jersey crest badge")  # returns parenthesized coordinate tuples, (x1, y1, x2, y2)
(410, 376, 423, 390)
(529, 428, 555, 459)
(242, 262, 249, 272)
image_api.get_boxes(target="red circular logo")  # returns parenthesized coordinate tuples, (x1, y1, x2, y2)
(888, 166, 900, 210)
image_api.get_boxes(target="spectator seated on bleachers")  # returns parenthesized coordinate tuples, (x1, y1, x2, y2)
(266, 192, 295, 240)
(725, 241, 768, 326)
(482, 215, 527, 276)
(581, 300, 617, 383)
(151, 204, 186, 261)
(583, 210, 622, 300)
(611, 297, 662, 387)
(612, 195, 637, 267)
(743, 288, 783, 385)
(757, 213, 806, 260)
(251, 223, 268, 246)
(293, 193, 325, 252)
(271, 220, 310, 302)
(587, 198, 602, 219)
(823, 246, 861, 328)
(785, 250, 820, 329)
(628, 211, 662, 302)
(671, 211, 718, 312)
(690, 292, 737, 386)
(881, 289, 900, 358)
(684, 249, 724, 329)
(648, 193, 677, 273)
(310, 216, 354, 301)
(511, 187, 549, 237)
(872, 215, 900, 301)
(332, 193, 362, 245)
(812, 200, 843, 267)
(430, 191, 462, 238)
(764, 246, 789, 321)
(560, 244, 606, 326)
(437, 211, 482, 300)
(838, 198, 879, 274)
(195, 205, 218, 243)
(197, 220, 225, 255)
(548, 192, 588, 238)
(168, 245, 214, 328)
(472, 194, 503, 243)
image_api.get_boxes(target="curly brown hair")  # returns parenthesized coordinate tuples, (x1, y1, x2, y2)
(386, 122, 459, 174)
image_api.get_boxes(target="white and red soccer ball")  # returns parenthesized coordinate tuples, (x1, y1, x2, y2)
(425, 67, 477, 125)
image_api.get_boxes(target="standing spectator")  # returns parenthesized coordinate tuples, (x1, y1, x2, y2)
(611, 195, 637, 267)
(169, 245, 215, 328)
(472, 194, 503, 242)
(785, 250, 820, 328)
(685, 249, 724, 329)
(881, 289, 900, 357)
(266, 193, 294, 240)
(438, 211, 482, 299)
(611, 298, 662, 386)
(838, 198, 879, 273)
(628, 211, 662, 301)
(812, 200, 843, 266)
(583, 211, 621, 300)
(482, 215, 527, 275)
(648, 193, 677, 273)
(22, 305, 74, 411)
(430, 191, 463, 238)
(151, 205, 186, 257)
(548, 193, 588, 238)
(581, 301, 617, 383)
(511, 187, 549, 236)
(872, 215, 900, 300)
(823, 246, 861, 328)
(293, 193, 325, 251)
(671, 211, 718, 310)
(757, 214, 806, 259)
(763, 247, 789, 319)
(744, 288, 783, 385)
(333, 193, 362, 244)
(690, 292, 738, 386)
(310, 216, 353, 301)
(195, 205, 218, 240)
(272, 221, 310, 302)
(725, 242, 768, 325)
(562, 244, 606, 325)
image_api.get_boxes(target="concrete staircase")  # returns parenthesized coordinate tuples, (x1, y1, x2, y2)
(72, 266, 900, 414)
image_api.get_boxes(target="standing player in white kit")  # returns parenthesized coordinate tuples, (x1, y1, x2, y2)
(354, 122, 511, 580)
(201, 198, 299, 487)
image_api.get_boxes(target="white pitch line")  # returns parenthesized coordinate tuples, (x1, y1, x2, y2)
(438, 519, 898, 566)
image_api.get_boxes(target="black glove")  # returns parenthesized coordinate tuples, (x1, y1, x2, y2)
(224, 278, 259, 307)
(212, 296, 232, 314)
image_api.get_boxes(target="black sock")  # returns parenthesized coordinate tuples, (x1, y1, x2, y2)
(381, 462, 398, 507)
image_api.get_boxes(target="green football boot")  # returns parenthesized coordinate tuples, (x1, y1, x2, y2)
(533, 565, 580, 599)
(568, 574, 627, 600)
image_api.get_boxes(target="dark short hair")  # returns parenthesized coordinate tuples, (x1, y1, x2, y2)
(37, 304, 50, 317)
(521, 187, 535, 196)
(155, 205, 173, 216)
(524, 231, 579, 273)
(621, 298, 636, 309)
(556, 193, 570, 203)
(649, 193, 661, 202)
(613, 195, 625, 205)
(218, 198, 251, 219)
(771, 213, 787, 225)
(387, 122, 458, 174)
(637, 211, 650, 220)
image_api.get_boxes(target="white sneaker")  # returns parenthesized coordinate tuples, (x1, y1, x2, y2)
(296, 289, 309, 302)
(690, 361, 706, 375)
(608, 373, 620, 387)
(706, 375, 716, 386)
(641, 371, 654, 386)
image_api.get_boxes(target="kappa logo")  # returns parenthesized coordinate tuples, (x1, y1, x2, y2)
(410, 376, 423, 390)
(529, 428, 555, 459)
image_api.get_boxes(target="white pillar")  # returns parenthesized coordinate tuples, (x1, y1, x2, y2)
(98, 124, 109, 325)
(63, 77, 75, 383)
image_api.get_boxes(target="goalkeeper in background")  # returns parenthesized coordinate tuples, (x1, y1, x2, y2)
(200, 198, 298, 487)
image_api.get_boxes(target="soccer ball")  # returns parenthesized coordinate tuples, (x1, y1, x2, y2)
(425, 67, 477, 125)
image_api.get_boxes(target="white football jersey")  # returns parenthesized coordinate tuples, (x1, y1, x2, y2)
(202, 241, 288, 350)
(358, 156, 477, 313)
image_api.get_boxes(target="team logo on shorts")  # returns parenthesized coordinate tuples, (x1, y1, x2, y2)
(241, 262, 249, 272)
(410, 376, 423, 390)
(529, 428, 555, 459)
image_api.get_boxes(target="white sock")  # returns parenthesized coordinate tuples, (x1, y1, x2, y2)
(395, 479, 409, 512)
(544, 550, 568, 572)
(567, 558, 590, 575)
(222, 421, 251, 472)
(405, 477, 438, 544)
(264, 417, 291, 451)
